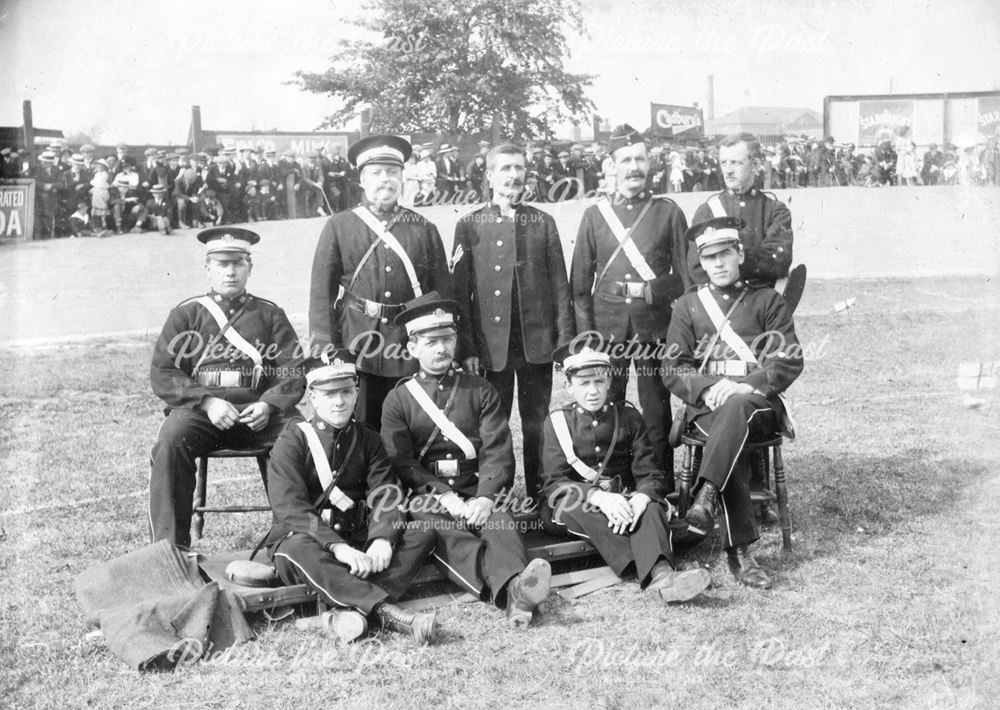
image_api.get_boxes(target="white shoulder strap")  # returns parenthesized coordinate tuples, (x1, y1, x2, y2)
(403, 379, 477, 459)
(595, 199, 657, 281)
(352, 206, 423, 297)
(296, 422, 354, 512)
(696, 287, 758, 364)
(707, 194, 727, 218)
(550, 410, 599, 483)
(193, 296, 263, 386)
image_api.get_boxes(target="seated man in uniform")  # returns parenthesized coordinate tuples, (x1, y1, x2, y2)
(381, 293, 551, 628)
(263, 352, 438, 644)
(149, 228, 305, 550)
(663, 217, 804, 589)
(540, 342, 711, 603)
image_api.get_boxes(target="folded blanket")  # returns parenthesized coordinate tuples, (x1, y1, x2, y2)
(75, 540, 253, 671)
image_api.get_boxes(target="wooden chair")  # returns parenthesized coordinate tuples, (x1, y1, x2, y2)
(192, 446, 272, 540)
(677, 433, 792, 555)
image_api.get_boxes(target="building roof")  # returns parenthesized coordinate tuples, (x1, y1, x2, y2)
(705, 106, 822, 136)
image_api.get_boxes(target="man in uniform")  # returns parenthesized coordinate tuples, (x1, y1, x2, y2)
(263, 352, 438, 644)
(541, 342, 711, 602)
(309, 134, 452, 428)
(571, 123, 690, 487)
(149, 227, 305, 549)
(663, 217, 803, 589)
(688, 133, 793, 289)
(381, 294, 552, 628)
(452, 143, 574, 502)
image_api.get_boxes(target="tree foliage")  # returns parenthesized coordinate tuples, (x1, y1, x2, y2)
(295, 0, 595, 138)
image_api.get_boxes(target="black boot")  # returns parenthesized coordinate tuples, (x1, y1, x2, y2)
(375, 602, 437, 644)
(646, 560, 711, 603)
(685, 480, 719, 539)
(726, 545, 773, 589)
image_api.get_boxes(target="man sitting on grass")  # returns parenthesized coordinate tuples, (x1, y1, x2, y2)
(663, 217, 803, 589)
(263, 352, 438, 644)
(540, 342, 711, 604)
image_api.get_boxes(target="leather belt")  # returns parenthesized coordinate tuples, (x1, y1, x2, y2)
(430, 459, 479, 477)
(196, 370, 253, 387)
(597, 280, 646, 298)
(345, 292, 406, 321)
(705, 360, 756, 377)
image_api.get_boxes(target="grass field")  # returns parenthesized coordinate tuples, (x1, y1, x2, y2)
(1, 275, 998, 709)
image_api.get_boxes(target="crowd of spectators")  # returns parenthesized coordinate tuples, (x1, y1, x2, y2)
(2, 130, 997, 240)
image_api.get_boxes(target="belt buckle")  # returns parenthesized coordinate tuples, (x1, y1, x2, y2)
(217, 371, 242, 387)
(625, 282, 644, 298)
(364, 300, 380, 319)
(436, 460, 459, 477)
(597, 478, 611, 491)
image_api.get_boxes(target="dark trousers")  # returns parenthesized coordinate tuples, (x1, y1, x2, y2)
(357, 371, 404, 429)
(691, 393, 777, 549)
(484, 361, 552, 502)
(148, 407, 290, 549)
(543, 499, 674, 587)
(610, 349, 674, 487)
(409, 495, 527, 605)
(271, 528, 436, 615)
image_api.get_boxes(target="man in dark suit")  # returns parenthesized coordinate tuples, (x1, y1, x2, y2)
(435, 145, 463, 202)
(570, 124, 691, 486)
(308, 135, 453, 428)
(452, 143, 575, 502)
(687, 133, 793, 289)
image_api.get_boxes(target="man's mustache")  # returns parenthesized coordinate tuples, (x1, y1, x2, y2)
(625, 170, 645, 179)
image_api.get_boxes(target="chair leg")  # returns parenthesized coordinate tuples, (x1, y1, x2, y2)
(256, 454, 270, 494)
(679, 445, 693, 515)
(773, 445, 792, 556)
(193, 456, 208, 541)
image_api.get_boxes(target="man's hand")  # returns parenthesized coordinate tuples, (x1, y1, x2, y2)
(628, 493, 651, 532)
(463, 497, 493, 528)
(462, 356, 480, 374)
(366, 538, 393, 573)
(201, 396, 241, 430)
(437, 491, 467, 520)
(329, 543, 372, 578)
(592, 490, 633, 535)
(239, 401, 273, 431)
(702, 379, 754, 410)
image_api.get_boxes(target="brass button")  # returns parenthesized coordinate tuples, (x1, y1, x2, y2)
(496, 240, 503, 246)
(625, 297, 632, 304)
(739, 201, 746, 207)
(626, 204, 633, 210)
(384, 291, 391, 298)
(494, 265, 501, 272)
(385, 265, 392, 272)
(493, 316, 501, 322)
(494, 289, 501, 296)
(446, 453, 453, 459)
(592, 421, 598, 428)
(333, 523, 342, 531)
(448, 478, 456, 485)
(595, 446, 602, 453)
(380, 317, 388, 324)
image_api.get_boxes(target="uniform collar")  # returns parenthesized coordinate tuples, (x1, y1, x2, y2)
(313, 416, 354, 433)
(709, 280, 745, 295)
(727, 186, 759, 199)
(363, 198, 399, 219)
(208, 290, 249, 307)
(575, 402, 611, 418)
(615, 189, 648, 205)
(417, 367, 456, 383)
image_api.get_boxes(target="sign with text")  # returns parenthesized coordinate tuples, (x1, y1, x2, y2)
(977, 96, 1000, 138)
(650, 103, 704, 138)
(0, 179, 35, 241)
(213, 132, 352, 157)
(858, 99, 913, 144)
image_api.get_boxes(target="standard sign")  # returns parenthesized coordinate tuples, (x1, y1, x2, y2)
(0, 180, 34, 240)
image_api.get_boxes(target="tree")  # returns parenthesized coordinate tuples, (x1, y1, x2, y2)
(294, 0, 595, 139)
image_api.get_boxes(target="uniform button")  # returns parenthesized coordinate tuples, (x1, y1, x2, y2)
(385, 266, 392, 272)
(228, 309, 235, 314)
(493, 316, 501, 322)
(496, 240, 503, 246)
(723, 294, 730, 300)
(739, 201, 746, 207)
(380, 317, 388, 324)
(592, 421, 599, 428)
(626, 204, 633, 210)
(214, 294, 222, 302)
(494, 265, 501, 272)
(625, 297, 632, 304)
(384, 291, 391, 298)
(438, 384, 444, 390)
(626, 273, 633, 279)
(595, 446, 602, 453)
(448, 478, 456, 485)
(496, 217, 502, 223)
(494, 289, 501, 296)
(333, 523, 342, 531)
(446, 453, 453, 459)
(443, 436, 450, 442)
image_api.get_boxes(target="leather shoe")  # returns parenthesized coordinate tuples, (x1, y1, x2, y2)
(295, 608, 368, 643)
(646, 561, 711, 603)
(757, 501, 780, 527)
(684, 480, 719, 539)
(375, 602, 437, 644)
(726, 545, 773, 589)
(506, 558, 552, 629)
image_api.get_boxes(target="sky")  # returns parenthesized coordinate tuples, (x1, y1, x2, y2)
(1, 0, 998, 143)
